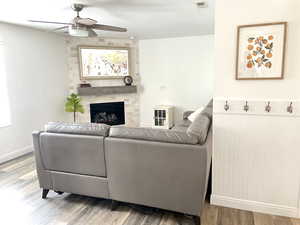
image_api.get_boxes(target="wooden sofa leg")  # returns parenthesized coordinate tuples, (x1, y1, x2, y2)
(42, 189, 49, 199)
(54, 191, 64, 195)
(193, 216, 201, 225)
(110, 200, 119, 211)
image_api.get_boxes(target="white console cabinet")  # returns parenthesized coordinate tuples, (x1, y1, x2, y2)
(152, 105, 174, 129)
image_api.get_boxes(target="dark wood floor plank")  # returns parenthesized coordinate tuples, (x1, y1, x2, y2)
(254, 212, 278, 225)
(66, 197, 105, 225)
(47, 195, 93, 225)
(158, 213, 176, 225)
(217, 207, 241, 225)
(176, 214, 195, 225)
(0, 162, 35, 187)
(239, 210, 255, 225)
(291, 218, 300, 225)
(104, 205, 132, 225)
(0, 152, 33, 170)
(167, 213, 183, 225)
(29, 194, 76, 225)
(0, 154, 299, 225)
(122, 209, 147, 225)
(202, 203, 218, 225)
(142, 211, 163, 225)
(272, 215, 293, 225)
(0, 155, 34, 172)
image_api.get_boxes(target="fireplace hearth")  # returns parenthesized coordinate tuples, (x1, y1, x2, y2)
(90, 102, 125, 126)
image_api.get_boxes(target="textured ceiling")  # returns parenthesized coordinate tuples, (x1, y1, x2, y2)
(0, 0, 215, 39)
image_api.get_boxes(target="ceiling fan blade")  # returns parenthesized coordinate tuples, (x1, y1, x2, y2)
(53, 26, 69, 32)
(28, 20, 72, 25)
(77, 18, 97, 26)
(88, 29, 98, 37)
(91, 24, 127, 32)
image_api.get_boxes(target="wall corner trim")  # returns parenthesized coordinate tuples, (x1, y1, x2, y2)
(211, 194, 299, 218)
(0, 145, 33, 164)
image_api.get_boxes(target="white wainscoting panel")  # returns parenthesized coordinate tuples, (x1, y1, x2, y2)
(212, 98, 300, 218)
(211, 195, 298, 218)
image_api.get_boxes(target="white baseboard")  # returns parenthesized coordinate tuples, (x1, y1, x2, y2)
(0, 145, 33, 164)
(211, 194, 299, 218)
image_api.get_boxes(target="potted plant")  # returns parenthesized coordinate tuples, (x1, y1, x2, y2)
(65, 93, 84, 122)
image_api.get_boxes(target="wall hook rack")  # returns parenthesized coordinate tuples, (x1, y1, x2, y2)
(243, 101, 249, 112)
(287, 102, 293, 114)
(224, 101, 230, 111)
(265, 101, 271, 113)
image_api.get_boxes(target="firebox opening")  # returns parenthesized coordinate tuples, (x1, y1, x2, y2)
(90, 102, 125, 126)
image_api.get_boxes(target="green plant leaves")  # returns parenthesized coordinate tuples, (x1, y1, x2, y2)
(65, 93, 85, 113)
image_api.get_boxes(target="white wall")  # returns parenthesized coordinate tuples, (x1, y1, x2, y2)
(0, 23, 68, 163)
(215, 0, 299, 98)
(213, 0, 300, 218)
(139, 35, 214, 127)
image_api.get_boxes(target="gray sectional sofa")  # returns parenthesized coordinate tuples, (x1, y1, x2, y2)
(32, 100, 213, 225)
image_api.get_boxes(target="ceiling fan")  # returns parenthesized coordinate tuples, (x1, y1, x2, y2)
(28, 4, 127, 37)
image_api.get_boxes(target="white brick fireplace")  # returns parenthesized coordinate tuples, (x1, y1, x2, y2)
(66, 37, 140, 127)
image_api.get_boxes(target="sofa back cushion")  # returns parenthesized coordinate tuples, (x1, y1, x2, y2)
(45, 122, 110, 137)
(40, 132, 107, 177)
(109, 127, 199, 145)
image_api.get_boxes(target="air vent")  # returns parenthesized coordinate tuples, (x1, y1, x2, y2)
(195, 1, 208, 8)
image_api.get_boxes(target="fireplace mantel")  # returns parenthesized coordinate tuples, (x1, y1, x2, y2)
(77, 86, 137, 96)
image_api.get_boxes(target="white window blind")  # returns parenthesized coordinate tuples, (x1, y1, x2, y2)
(0, 42, 11, 127)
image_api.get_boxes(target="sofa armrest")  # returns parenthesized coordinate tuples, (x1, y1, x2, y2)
(109, 127, 199, 145)
(32, 131, 53, 189)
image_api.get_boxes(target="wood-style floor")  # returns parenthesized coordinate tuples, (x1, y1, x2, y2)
(0, 153, 299, 225)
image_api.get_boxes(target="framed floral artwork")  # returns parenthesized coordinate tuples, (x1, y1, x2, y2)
(78, 46, 130, 80)
(236, 22, 287, 80)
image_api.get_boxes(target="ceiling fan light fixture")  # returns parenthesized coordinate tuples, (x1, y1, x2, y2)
(29, 4, 127, 36)
(68, 25, 89, 37)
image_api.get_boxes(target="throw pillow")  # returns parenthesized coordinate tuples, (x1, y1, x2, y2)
(187, 114, 210, 144)
(188, 107, 204, 122)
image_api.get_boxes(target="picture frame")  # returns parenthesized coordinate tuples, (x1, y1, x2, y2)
(78, 46, 131, 80)
(236, 22, 287, 80)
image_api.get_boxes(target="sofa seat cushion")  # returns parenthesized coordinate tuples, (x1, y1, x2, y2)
(176, 119, 192, 127)
(171, 125, 188, 132)
(172, 119, 191, 132)
(109, 127, 199, 145)
(45, 122, 110, 137)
